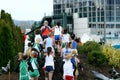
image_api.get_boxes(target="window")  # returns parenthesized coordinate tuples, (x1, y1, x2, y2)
(101, 11, 104, 16)
(116, 6, 120, 10)
(106, 11, 111, 17)
(116, 17, 120, 22)
(97, 12, 100, 16)
(89, 24, 92, 28)
(89, 12, 91, 17)
(101, 17, 104, 22)
(79, 8, 82, 12)
(83, 13, 87, 17)
(106, 17, 114, 22)
(88, 1, 92, 6)
(107, 0, 114, 5)
(116, 24, 120, 28)
(111, 24, 114, 28)
(79, 2, 82, 7)
(97, 17, 100, 22)
(92, 12, 96, 17)
(92, 17, 96, 22)
(89, 18, 91, 22)
(116, 10, 120, 16)
(75, 8, 78, 13)
(92, 7, 96, 11)
(83, 1, 87, 6)
(89, 7, 91, 11)
(116, 0, 120, 4)
(79, 13, 82, 18)
(83, 7, 87, 12)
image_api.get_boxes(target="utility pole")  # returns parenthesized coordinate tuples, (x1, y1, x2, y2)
(104, 0, 106, 43)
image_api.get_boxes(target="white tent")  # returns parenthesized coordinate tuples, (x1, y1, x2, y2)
(81, 33, 91, 43)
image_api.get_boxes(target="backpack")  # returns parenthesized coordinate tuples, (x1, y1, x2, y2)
(20, 60, 28, 75)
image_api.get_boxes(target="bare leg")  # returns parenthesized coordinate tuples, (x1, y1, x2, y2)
(45, 72, 48, 80)
(31, 78, 34, 80)
(34, 77, 38, 80)
(48, 72, 53, 80)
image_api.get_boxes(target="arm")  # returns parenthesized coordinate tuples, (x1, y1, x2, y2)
(39, 35, 43, 44)
(14, 61, 20, 73)
(60, 48, 63, 57)
(40, 26, 44, 31)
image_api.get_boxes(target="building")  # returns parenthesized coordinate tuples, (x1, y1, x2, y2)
(53, 0, 120, 42)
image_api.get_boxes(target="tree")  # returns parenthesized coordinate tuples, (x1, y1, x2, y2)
(0, 10, 23, 70)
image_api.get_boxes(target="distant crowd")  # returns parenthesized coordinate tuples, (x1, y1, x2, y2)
(15, 20, 83, 80)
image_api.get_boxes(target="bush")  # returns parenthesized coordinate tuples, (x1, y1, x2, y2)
(102, 45, 120, 68)
(77, 44, 84, 54)
(83, 41, 101, 54)
(88, 50, 107, 67)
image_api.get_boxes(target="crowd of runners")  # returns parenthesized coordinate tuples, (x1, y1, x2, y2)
(15, 20, 83, 80)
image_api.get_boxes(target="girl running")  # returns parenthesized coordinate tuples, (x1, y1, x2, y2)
(52, 22, 63, 52)
(60, 52, 76, 80)
(29, 49, 40, 80)
(43, 32, 55, 54)
(19, 54, 29, 80)
(61, 29, 70, 49)
(44, 47, 55, 80)
(61, 42, 72, 60)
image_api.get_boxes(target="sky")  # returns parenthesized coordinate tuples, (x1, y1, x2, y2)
(0, 0, 53, 21)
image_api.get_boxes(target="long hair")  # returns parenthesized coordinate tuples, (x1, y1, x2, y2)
(47, 47, 52, 56)
(57, 22, 60, 28)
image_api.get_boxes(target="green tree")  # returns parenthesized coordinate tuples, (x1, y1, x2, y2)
(28, 21, 39, 41)
(0, 10, 23, 70)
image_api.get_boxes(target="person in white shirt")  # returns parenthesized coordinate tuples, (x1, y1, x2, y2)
(34, 29, 43, 45)
(61, 29, 70, 48)
(60, 52, 76, 80)
(52, 22, 63, 52)
(24, 35, 31, 54)
(44, 47, 55, 80)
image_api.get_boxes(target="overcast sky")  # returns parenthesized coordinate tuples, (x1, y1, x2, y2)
(0, 0, 53, 21)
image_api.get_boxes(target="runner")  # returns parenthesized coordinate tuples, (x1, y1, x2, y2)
(43, 32, 55, 54)
(19, 54, 29, 80)
(52, 22, 63, 52)
(34, 29, 43, 46)
(44, 47, 55, 80)
(60, 42, 72, 61)
(61, 29, 70, 49)
(40, 20, 51, 40)
(60, 52, 76, 80)
(29, 49, 40, 80)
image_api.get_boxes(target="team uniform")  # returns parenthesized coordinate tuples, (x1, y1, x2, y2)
(19, 60, 29, 80)
(54, 26, 63, 41)
(41, 26, 51, 40)
(44, 54, 54, 72)
(44, 37, 55, 53)
(61, 48, 71, 61)
(29, 58, 40, 78)
(61, 33, 70, 48)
